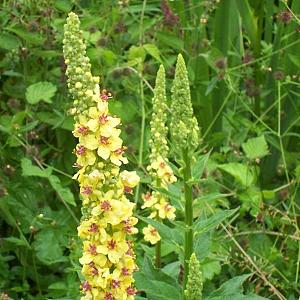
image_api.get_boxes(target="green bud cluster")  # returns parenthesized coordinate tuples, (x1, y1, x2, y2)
(184, 253, 203, 300)
(170, 54, 200, 150)
(63, 12, 99, 116)
(149, 65, 169, 163)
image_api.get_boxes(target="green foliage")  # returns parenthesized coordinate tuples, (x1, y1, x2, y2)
(242, 136, 269, 160)
(25, 82, 57, 104)
(0, 0, 300, 299)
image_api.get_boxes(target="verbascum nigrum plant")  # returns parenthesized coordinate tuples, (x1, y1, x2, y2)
(142, 65, 176, 248)
(170, 54, 200, 152)
(170, 54, 200, 287)
(184, 253, 203, 300)
(63, 12, 139, 300)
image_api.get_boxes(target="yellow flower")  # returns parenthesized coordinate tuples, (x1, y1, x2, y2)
(91, 198, 135, 226)
(141, 191, 158, 209)
(120, 170, 140, 188)
(154, 199, 176, 220)
(75, 145, 96, 166)
(97, 131, 123, 160)
(64, 12, 139, 299)
(77, 218, 107, 240)
(79, 241, 107, 266)
(143, 225, 161, 245)
(110, 147, 128, 166)
(150, 156, 177, 184)
(96, 231, 129, 263)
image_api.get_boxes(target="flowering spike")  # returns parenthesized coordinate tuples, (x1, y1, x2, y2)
(63, 12, 139, 300)
(184, 253, 203, 300)
(170, 54, 200, 150)
(142, 65, 176, 245)
(149, 65, 168, 162)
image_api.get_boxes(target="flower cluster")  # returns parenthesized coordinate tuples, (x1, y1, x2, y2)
(170, 54, 200, 151)
(142, 65, 176, 245)
(63, 12, 139, 300)
(184, 253, 203, 300)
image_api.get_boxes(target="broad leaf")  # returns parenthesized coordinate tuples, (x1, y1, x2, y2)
(26, 81, 57, 104)
(242, 136, 269, 160)
(21, 158, 52, 178)
(218, 163, 255, 186)
(194, 208, 239, 233)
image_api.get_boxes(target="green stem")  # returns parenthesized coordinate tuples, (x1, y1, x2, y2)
(134, 0, 146, 205)
(155, 240, 161, 268)
(183, 149, 193, 288)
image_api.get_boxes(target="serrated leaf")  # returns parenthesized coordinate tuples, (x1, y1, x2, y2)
(21, 158, 52, 178)
(33, 228, 67, 265)
(242, 136, 269, 160)
(202, 259, 221, 281)
(26, 81, 57, 104)
(143, 43, 162, 63)
(21, 158, 75, 206)
(218, 163, 255, 186)
(49, 175, 76, 206)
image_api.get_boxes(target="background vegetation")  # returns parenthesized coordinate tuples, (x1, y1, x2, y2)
(0, 0, 300, 299)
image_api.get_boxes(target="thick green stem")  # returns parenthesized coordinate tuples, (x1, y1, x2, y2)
(155, 240, 161, 268)
(183, 149, 193, 288)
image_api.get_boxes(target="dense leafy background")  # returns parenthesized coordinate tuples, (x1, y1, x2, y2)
(0, 0, 300, 299)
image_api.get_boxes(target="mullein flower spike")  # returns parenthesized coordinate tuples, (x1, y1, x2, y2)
(170, 54, 200, 151)
(63, 12, 139, 300)
(184, 253, 203, 300)
(142, 65, 176, 244)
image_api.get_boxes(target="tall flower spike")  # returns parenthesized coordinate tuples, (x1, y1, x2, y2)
(184, 253, 203, 300)
(63, 12, 139, 300)
(143, 65, 176, 246)
(170, 54, 200, 150)
(149, 65, 168, 163)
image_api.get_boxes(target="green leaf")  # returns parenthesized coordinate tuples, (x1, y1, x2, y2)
(205, 274, 268, 299)
(288, 54, 300, 68)
(194, 208, 239, 233)
(192, 151, 211, 180)
(242, 136, 269, 160)
(26, 81, 57, 104)
(54, 0, 73, 12)
(143, 43, 162, 63)
(202, 259, 221, 281)
(0, 33, 21, 50)
(128, 45, 146, 63)
(218, 163, 255, 186)
(8, 26, 44, 45)
(135, 256, 182, 300)
(49, 175, 76, 206)
(146, 280, 182, 300)
(3, 237, 30, 248)
(21, 158, 75, 206)
(33, 228, 67, 265)
(156, 31, 184, 50)
(21, 158, 52, 178)
(194, 232, 211, 260)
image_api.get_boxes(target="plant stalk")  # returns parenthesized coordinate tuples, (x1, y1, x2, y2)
(183, 149, 193, 288)
(155, 240, 161, 268)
